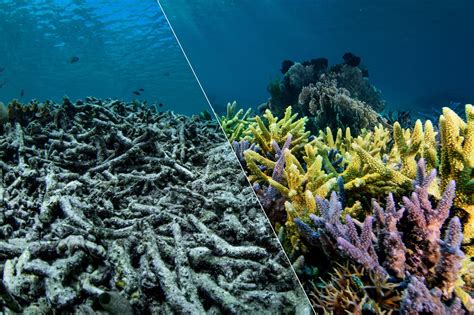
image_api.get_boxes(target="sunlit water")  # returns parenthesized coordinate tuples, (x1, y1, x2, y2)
(0, 0, 208, 115)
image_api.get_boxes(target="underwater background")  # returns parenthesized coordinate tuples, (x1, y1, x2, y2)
(0, 0, 208, 115)
(159, 0, 474, 114)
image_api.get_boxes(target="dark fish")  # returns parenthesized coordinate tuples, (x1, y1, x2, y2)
(138, 88, 144, 92)
(0, 67, 5, 73)
(158, 103, 163, 107)
(163, 72, 170, 77)
(21, 89, 24, 97)
(70, 56, 80, 63)
(133, 91, 140, 95)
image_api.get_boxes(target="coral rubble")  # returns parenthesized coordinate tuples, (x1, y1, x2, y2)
(0, 98, 308, 314)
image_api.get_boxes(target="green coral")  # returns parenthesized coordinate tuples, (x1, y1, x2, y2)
(218, 101, 253, 142)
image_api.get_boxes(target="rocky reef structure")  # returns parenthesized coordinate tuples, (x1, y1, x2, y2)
(263, 53, 387, 133)
(0, 98, 309, 314)
(220, 101, 474, 313)
(298, 77, 384, 134)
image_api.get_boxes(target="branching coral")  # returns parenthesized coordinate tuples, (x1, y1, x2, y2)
(226, 103, 473, 256)
(439, 105, 474, 255)
(218, 101, 253, 142)
(400, 275, 464, 315)
(244, 135, 336, 247)
(247, 106, 310, 155)
(310, 264, 402, 314)
(0, 98, 308, 313)
(393, 119, 438, 178)
(310, 117, 438, 205)
(314, 124, 392, 159)
(295, 160, 469, 313)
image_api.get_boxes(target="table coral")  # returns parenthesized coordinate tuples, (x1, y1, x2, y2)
(0, 98, 308, 314)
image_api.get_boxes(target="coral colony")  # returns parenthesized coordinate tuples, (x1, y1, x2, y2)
(221, 54, 474, 314)
(0, 98, 308, 313)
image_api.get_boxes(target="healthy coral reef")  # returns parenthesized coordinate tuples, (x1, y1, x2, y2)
(0, 98, 309, 314)
(222, 100, 474, 313)
(296, 161, 471, 314)
(264, 53, 387, 134)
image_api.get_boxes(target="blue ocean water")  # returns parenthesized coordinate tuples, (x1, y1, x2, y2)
(0, 0, 207, 115)
(159, 0, 474, 114)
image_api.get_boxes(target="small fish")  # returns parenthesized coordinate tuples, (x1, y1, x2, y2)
(133, 91, 140, 96)
(163, 72, 170, 77)
(70, 56, 80, 63)
(158, 103, 163, 107)
(21, 89, 24, 97)
(138, 88, 144, 92)
(0, 67, 5, 73)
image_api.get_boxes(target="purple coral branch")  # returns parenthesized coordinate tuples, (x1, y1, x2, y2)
(401, 276, 463, 315)
(434, 217, 464, 298)
(258, 134, 292, 209)
(373, 194, 407, 278)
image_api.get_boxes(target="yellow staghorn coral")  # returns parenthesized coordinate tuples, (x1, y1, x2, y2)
(314, 124, 391, 160)
(341, 143, 412, 203)
(392, 119, 438, 179)
(312, 120, 440, 203)
(248, 106, 310, 154)
(218, 101, 253, 142)
(423, 119, 439, 170)
(245, 145, 336, 211)
(439, 105, 474, 254)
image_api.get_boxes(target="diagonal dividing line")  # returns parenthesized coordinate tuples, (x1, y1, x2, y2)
(156, 1, 315, 312)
